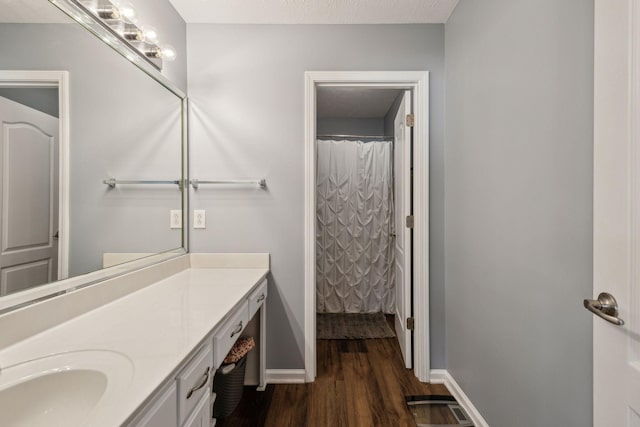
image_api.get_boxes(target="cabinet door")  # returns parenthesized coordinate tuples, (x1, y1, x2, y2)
(183, 390, 211, 427)
(131, 382, 177, 427)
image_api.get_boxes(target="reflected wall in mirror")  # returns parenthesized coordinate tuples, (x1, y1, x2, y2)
(0, 0, 185, 306)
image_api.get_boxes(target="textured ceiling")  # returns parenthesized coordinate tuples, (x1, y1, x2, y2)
(168, 0, 459, 24)
(317, 87, 403, 119)
(0, 0, 72, 23)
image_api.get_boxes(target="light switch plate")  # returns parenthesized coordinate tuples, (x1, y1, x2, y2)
(170, 210, 182, 229)
(194, 210, 206, 229)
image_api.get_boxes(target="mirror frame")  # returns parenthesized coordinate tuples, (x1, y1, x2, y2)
(0, 0, 189, 314)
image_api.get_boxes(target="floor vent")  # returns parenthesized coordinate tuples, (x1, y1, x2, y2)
(449, 404, 471, 424)
(405, 395, 474, 427)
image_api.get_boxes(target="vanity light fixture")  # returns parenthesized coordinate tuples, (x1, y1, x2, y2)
(123, 23, 144, 41)
(96, 3, 120, 19)
(144, 44, 177, 60)
(76, 0, 175, 70)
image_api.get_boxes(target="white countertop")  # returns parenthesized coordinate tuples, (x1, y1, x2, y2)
(0, 265, 268, 427)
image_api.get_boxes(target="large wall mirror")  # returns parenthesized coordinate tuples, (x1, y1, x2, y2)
(0, 0, 186, 312)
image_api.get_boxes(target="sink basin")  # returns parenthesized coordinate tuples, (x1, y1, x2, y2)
(0, 350, 133, 427)
(0, 369, 107, 425)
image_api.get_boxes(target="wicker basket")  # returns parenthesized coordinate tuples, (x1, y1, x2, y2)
(212, 355, 248, 418)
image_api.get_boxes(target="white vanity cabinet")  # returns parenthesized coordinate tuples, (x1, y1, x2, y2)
(128, 276, 268, 427)
(213, 301, 249, 368)
(248, 279, 268, 319)
(0, 254, 270, 427)
(130, 382, 178, 427)
(177, 345, 213, 424)
(210, 277, 268, 423)
(212, 278, 267, 370)
(130, 344, 213, 427)
(183, 392, 211, 427)
(251, 278, 268, 389)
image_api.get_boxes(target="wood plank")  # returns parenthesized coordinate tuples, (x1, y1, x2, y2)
(307, 379, 348, 427)
(219, 330, 455, 426)
(265, 384, 310, 426)
(342, 350, 376, 426)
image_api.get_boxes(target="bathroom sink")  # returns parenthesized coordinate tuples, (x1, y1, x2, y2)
(0, 350, 134, 427)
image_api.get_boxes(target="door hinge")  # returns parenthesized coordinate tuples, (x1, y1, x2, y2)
(406, 114, 415, 127)
(407, 317, 415, 331)
(405, 215, 414, 229)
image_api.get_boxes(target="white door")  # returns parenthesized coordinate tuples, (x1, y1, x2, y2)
(591, 0, 640, 425)
(0, 96, 59, 295)
(394, 90, 413, 369)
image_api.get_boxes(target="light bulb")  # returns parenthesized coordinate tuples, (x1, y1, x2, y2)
(159, 44, 177, 61)
(117, 2, 138, 24)
(143, 26, 158, 44)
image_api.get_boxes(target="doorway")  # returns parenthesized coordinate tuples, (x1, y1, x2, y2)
(0, 71, 69, 295)
(304, 71, 430, 382)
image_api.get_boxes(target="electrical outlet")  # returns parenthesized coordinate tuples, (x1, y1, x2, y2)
(170, 210, 182, 229)
(194, 210, 206, 229)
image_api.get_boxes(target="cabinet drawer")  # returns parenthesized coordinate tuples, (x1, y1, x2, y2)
(177, 345, 212, 426)
(182, 391, 210, 427)
(248, 279, 268, 319)
(213, 301, 249, 368)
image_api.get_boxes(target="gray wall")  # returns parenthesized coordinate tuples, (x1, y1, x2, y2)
(187, 24, 446, 369)
(0, 88, 58, 117)
(317, 118, 384, 136)
(132, 0, 188, 92)
(0, 23, 183, 277)
(444, 1, 593, 426)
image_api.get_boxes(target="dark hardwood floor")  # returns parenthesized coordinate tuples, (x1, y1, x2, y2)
(217, 324, 453, 427)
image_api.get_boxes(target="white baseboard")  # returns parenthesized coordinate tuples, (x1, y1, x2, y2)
(430, 369, 489, 427)
(266, 368, 488, 425)
(265, 369, 306, 384)
(428, 369, 447, 384)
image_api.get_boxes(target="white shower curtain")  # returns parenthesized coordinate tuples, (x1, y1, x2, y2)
(316, 139, 395, 314)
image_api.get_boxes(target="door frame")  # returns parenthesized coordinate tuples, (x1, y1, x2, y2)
(592, 0, 639, 424)
(0, 70, 70, 280)
(303, 71, 430, 382)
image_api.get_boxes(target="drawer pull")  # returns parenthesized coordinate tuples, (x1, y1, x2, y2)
(256, 294, 266, 303)
(230, 321, 243, 338)
(186, 367, 210, 399)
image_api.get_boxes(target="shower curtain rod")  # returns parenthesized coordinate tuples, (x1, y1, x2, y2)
(316, 134, 394, 139)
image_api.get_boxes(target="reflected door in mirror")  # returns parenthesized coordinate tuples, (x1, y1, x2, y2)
(0, 96, 59, 295)
(0, 0, 186, 313)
